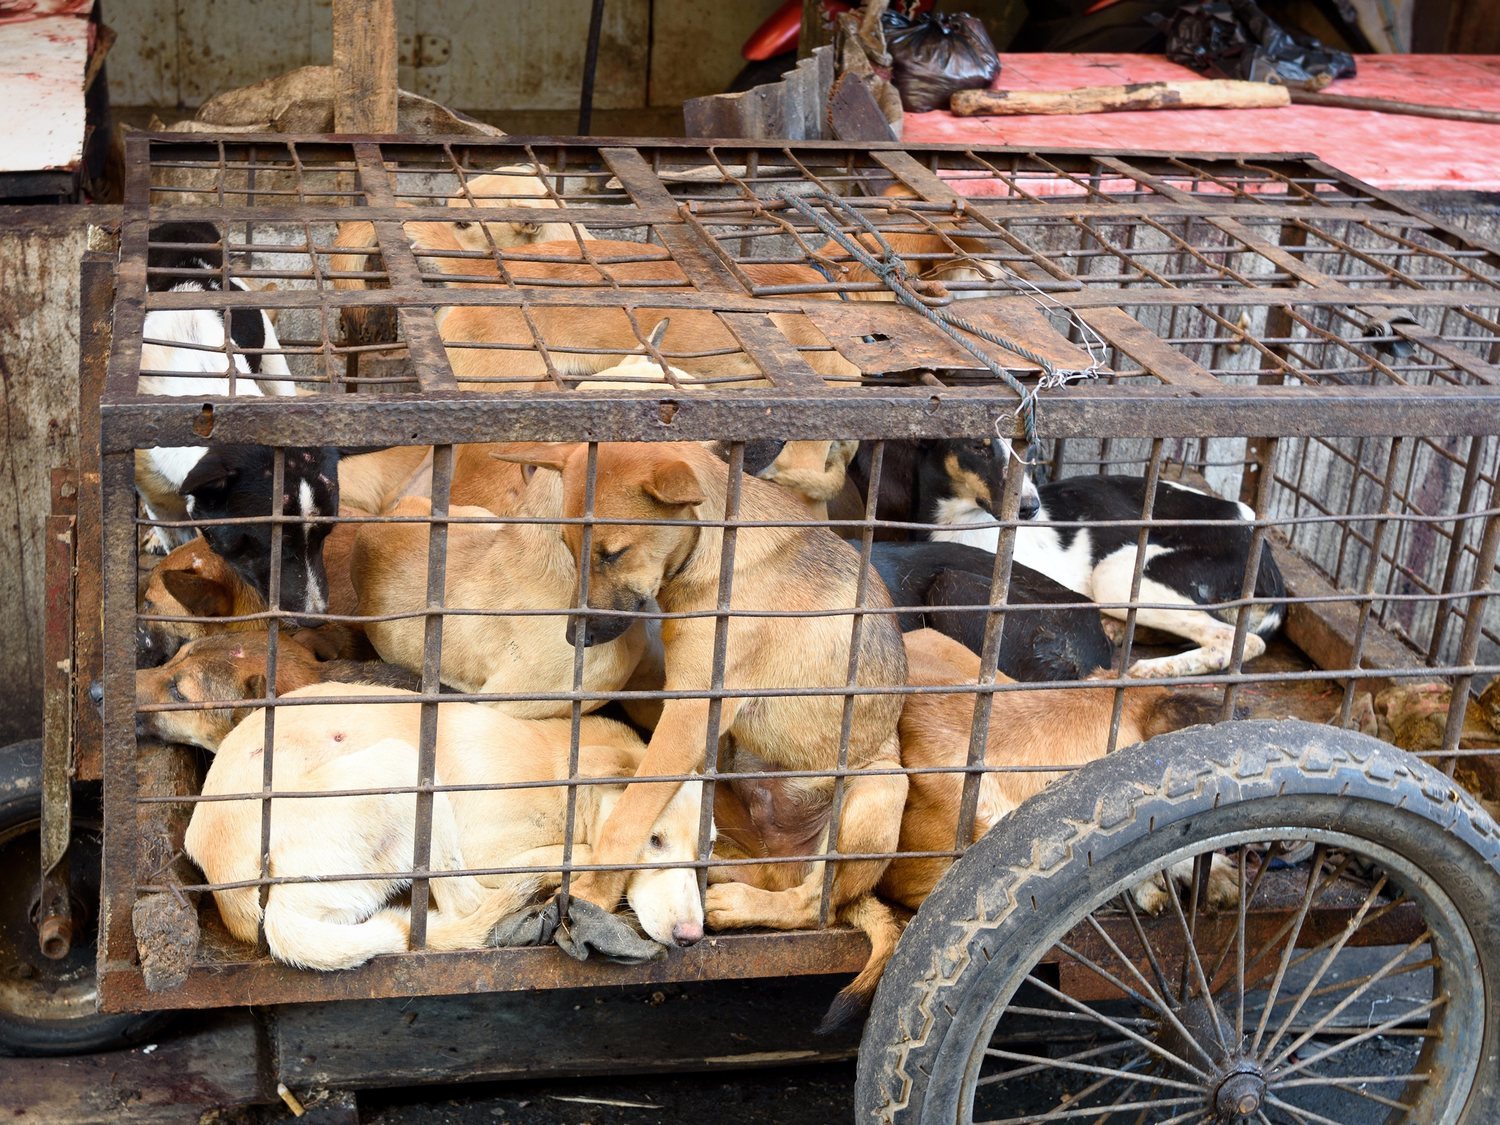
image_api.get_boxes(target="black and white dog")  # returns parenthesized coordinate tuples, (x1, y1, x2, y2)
(930, 461, 1286, 678)
(139, 222, 337, 618)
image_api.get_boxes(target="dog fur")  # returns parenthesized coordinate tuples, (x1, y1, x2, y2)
(506, 441, 909, 1021)
(184, 683, 704, 969)
(350, 465, 647, 718)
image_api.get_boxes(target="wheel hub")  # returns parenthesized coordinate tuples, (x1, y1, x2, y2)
(1213, 1063, 1266, 1120)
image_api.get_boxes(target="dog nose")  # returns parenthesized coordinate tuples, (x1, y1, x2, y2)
(1019, 497, 1040, 520)
(671, 921, 703, 947)
(88, 681, 104, 712)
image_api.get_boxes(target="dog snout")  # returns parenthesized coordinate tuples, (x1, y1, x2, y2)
(88, 680, 104, 714)
(671, 920, 703, 947)
(1019, 496, 1041, 520)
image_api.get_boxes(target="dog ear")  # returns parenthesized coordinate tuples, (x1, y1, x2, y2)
(644, 317, 670, 350)
(518, 220, 542, 236)
(179, 450, 237, 498)
(231, 672, 267, 725)
(160, 569, 233, 618)
(644, 459, 704, 508)
(488, 442, 574, 474)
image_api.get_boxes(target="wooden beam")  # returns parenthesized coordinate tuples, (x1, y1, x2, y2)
(333, 0, 398, 134)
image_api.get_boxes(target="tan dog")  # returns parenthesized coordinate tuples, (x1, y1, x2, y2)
(880, 629, 1229, 912)
(184, 683, 704, 970)
(506, 442, 908, 988)
(436, 238, 860, 389)
(446, 169, 590, 251)
(135, 630, 421, 752)
(350, 465, 647, 718)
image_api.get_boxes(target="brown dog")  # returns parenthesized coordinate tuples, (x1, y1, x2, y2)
(135, 630, 422, 752)
(509, 441, 908, 973)
(350, 465, 647, 718)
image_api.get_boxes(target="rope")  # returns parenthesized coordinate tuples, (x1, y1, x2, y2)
(781, 190, 1102, 447)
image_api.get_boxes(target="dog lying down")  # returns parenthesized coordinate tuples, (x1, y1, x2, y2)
(185, 683, 706, 971)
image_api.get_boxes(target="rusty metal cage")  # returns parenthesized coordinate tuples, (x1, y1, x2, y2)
(94, 134, 1500, 1110)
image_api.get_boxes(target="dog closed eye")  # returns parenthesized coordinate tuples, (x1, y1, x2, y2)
(168, 679, 188, 702)
(596, 545, 629, 566)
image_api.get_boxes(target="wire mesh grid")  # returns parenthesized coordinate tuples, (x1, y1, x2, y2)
(95, 135, 1500, 1015)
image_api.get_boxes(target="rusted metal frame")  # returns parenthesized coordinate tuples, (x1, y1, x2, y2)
(1277, 305, 1411, 389)
(109, 216, 152, 399)
(695, 446, 746, 902)
(1369, 438, 1439, 638)
(255, 454, 287, 950)
(74, 248, 114, 781)
(1427, 436, 1492, 663)
(1106, 439, 1165, 750)
(1438, 481, 1500, 774)
(1218, 435, 1278, 717)
(98, 381, 1500, 454)
(952, 443, 1031, 850)
(816, 440, 883, 927)
(717, 311, 828, 391)
(39, 503, 77, 958)
(1138, 212, 1258, 289)
(1330, 439, 1406, 728)
(406, 443, 455, 949)
(351, 142, 457, 392)
(1292, 217, 1439, 291)
(97, 451, 143, 995)
(599, 147, 677, 211)
(1078, 306, 1219, 389)
(1355, 217, 1499, 288)
(556, 443, 599, 914)
(1331, 436, 1371, 585)
(1387, 321, 1500, 387)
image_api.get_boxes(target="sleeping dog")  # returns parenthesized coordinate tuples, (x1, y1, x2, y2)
(139, 222, 339, 618)
(932, 471, 1286, 678)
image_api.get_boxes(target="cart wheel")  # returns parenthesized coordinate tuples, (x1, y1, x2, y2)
(856, 719, 1500, 1123)
(0, 740, 168, 1056)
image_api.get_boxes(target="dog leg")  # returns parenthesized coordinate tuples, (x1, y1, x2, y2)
(1091, 553, 1266, 678)
(1130, 853, 1239, 914)
(568, 698, 732, 910)
(706, 743, 906, 931)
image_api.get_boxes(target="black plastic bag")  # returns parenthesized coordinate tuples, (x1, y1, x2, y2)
(882, 12, 1000, 113)
(1155, 0, 1356, 89)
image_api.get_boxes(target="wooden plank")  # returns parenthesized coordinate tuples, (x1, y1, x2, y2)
(953, 80, 1290, 117)
(278, 977, 861, 1090)
(334, 0, 398, 134)
(1271, 530, 1427, 692)
(0, 208, 91, 747)
(0, 1010, 270, 1122)
(1080, 305, 1221, 389)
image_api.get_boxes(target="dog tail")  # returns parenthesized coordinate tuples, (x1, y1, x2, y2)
(424, 876, 546, 952)
(263, 900, 413, 972)
(1132, 688, 1223, 741)
(817, 894, 908, 1035)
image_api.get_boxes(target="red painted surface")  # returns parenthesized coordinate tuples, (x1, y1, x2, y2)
(902, 54, 1500, 192)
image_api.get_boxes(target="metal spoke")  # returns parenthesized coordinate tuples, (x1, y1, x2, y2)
(980, 1040, 1145, 1084)
(1259, 873, 1390, 1061)
(1236, 847, 1248, 1044)
(1118, 889, 1179, 1008)
(1053, 938, 1169, 1016)
(1263, 1094, 1347, 1125)
(981, 1047, 1201, 1093)
(1019, 972, 1213, 1082)
(1272, 993, 1446, 1080)
(1251, 845, 1328, 1054)
(1002, 1005, 1155, 1030)
(1266, 932, 1434, 1072)
(1078, 914, 1219, 1071)
(1208, 842, 1285, 987)
(1238, 852, 1355, 997)
(976, 1095, 1203, 1124)
(1276, 1073, 1423, 1112)
(1161, 855, 1228, 1055)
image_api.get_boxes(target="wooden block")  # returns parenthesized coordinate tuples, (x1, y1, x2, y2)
(333, 0, 398, 133)
(829, 73, 894, 142)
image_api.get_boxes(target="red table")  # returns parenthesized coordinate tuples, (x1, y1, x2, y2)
(901, 54, 1500, 193)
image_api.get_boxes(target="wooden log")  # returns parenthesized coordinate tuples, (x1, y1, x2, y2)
(951, 80, 1291, 117)
(131, 740, 204, 992)
(332, 0, 397, 134)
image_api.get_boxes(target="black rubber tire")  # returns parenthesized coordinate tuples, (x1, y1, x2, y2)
(0, 739, 169, 1056)
(855, 719, 1500, 1123)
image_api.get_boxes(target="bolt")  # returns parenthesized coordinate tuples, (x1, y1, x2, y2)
(1214, 1069, 1265, 1119)
(38, 915, 74, 960)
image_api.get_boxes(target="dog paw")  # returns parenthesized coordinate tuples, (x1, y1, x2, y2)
(1129, 854, 1239, 914)
(704, 881, 754, 930)
(1129, 874, 1170, 914)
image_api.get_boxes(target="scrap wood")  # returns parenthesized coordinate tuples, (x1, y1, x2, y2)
(1288, 88, 1500, 126)
(951, 79, 1290, 117)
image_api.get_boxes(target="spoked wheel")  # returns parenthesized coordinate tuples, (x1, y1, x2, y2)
(0, 740, 167, 1056)
(856, 720, 1500, 1123)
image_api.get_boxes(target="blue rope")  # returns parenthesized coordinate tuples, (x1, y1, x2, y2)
(782, 190, 1052, 445)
